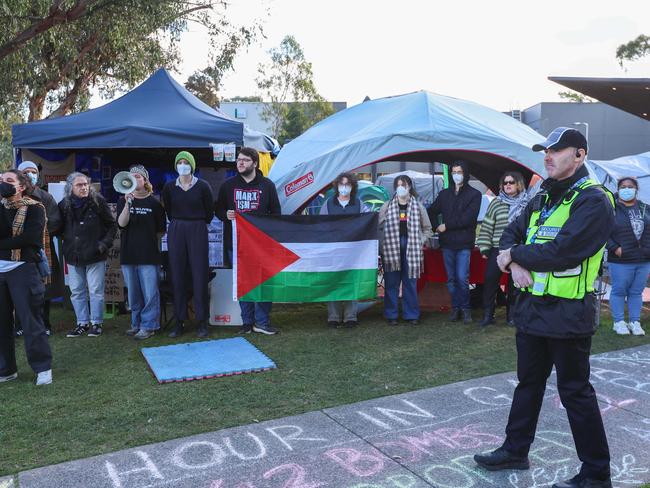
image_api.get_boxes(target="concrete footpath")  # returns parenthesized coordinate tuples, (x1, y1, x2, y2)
(9, 344, 650, 488)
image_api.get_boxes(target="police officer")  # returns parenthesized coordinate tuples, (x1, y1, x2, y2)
(473, 128, 614, 488)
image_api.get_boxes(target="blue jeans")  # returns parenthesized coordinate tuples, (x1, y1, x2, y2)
(383, 236, 419, 320)
(122, 265, 161, 331)
(609, 262, 650, 322)
(68, 261, 106, 325)
(442, 248, 471, 310)
(227, 250, 272, 326)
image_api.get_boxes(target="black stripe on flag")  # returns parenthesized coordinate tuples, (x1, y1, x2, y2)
(241, 213, 378, 243)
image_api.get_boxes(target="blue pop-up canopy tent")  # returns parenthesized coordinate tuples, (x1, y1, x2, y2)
(12, 68, 244, 149)
(269, 91, 546, 214)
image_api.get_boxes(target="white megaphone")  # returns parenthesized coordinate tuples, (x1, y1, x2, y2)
(113, 171, 137, 194)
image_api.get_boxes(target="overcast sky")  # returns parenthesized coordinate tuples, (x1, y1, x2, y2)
(169, 0, 650, 112)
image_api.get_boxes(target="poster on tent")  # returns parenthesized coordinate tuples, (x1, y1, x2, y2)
(21, 149, 75, 185)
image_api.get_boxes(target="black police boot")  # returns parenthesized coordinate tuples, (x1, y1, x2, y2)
(462, 308, 473, 324)
(474, 447, 530, 471)
(479, 307, 495, 327)
(196, 321, 208, 338)
(552, 473, 612, 488)
(448, 308, 461, 322)
(168, 320, 184, 338)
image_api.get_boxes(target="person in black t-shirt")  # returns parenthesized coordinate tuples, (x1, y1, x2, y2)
(161, 151, 214, 338)
(116, 165, 166, 340)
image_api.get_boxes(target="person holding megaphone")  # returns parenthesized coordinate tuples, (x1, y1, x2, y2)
(116, 165, 166, 340)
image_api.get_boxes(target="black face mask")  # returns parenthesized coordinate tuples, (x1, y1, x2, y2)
(0, 182, 16, 198)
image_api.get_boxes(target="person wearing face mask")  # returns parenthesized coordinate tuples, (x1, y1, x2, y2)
(320, 172, 369, 328)
(215, 147, 282, 335)
(117, 165, 167, 340)
(162, 151, 215, 339)
(378, 175, 432, 325)
(59, 172, 117, 338)
(606, 177, 650, 336)
(0, 170, 53, 385)
(16, 161, 62, 337)
(428, 161, 482, 324)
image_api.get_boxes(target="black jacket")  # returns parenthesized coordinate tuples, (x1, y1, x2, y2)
(500, 165, 614, 338)
(0, 204, 45, 263)
(33, 187, 62, 235)
(58, 194, 117, 266)
(428, 161, 481, 249)
(606, 199, 650, 264)
(215, 171, 281, 256)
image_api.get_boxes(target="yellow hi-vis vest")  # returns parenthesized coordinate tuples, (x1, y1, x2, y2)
(523, 178, 614, 299)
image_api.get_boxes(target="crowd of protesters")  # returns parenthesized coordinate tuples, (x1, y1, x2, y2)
(1, 135, 647, 389)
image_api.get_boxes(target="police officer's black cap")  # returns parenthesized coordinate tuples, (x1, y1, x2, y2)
(532, 127, 588, 153)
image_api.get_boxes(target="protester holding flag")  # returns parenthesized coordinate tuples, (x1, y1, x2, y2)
(320, 172, 368, 328)
(162, 151, 214, 339)
(379, 175, 432, 325)
(216, 147, 281, 335)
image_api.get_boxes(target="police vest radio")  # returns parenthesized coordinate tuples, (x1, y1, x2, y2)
(113, 171, 137, 194)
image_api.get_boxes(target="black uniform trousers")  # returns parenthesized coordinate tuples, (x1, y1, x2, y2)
(0, 263, 52, 375)
(167, 219, 209, 322)
(503, 331, 610, 479)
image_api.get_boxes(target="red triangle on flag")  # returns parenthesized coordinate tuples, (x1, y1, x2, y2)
(236, 214, 300, 298)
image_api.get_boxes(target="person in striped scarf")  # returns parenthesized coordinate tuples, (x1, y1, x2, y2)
(0, 170, 52, 385)
(379, 175, 432, 325)
(476, 171, 528, 327)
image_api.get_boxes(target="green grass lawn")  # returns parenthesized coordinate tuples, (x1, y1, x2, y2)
(2, 302, 650, 477)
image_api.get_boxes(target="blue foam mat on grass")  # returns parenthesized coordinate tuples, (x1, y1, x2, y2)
(141, 337, 277, 383)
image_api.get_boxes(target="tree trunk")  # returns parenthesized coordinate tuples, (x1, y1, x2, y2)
(47, 74, 92, 118)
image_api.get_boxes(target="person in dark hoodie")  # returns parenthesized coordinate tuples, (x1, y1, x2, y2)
(607, 176, 650, 336)
(215, 147, 281, 335)
(473, 128, 615, 488)
(428, 161, 481, 323)
(162, 151, 214, 339)
(59, 172, 117, 338)
(17, 161, 62, 336)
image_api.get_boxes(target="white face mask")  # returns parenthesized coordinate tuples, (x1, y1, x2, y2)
(27, 173, 38, 185)
(338, 185, 351, 196)
(452, 173, 464, 185)
(177, 163, 191, 176)
(396, 186, 409, 198)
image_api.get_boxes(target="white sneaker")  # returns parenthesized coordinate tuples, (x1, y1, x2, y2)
(628, 321, 646, 336)
(0, 372, 17, 383)
(613, 321, 630, 335)
(36, 369, 52, 385)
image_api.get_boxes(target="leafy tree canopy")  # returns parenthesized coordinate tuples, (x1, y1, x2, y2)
(616, 34, 650, 68)
(256, 35, 330, 140)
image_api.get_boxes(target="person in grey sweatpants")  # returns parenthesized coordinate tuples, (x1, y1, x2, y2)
(320, 172, 368, 328)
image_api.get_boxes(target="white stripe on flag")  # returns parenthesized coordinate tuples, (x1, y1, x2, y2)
(281, 240, 378, 273)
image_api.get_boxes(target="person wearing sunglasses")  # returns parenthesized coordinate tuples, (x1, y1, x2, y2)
(476, 171, 528, 327)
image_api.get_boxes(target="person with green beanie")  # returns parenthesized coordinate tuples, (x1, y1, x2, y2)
(161, 151, 214, 338)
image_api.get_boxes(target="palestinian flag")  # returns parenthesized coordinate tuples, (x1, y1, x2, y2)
(233, 213, 378, 302)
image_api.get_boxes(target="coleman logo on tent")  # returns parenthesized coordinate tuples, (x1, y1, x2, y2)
(285, 171, 314, 196)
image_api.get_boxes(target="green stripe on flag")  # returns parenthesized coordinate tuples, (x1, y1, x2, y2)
(240, 269, 377, 302)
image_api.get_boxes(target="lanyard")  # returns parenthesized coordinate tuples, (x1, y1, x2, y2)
(530, 176, 589, 243)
